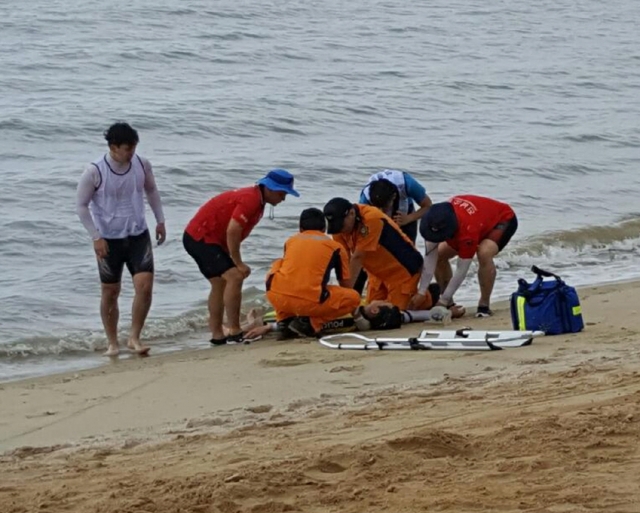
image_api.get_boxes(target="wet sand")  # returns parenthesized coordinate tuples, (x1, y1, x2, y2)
(2, 281, 640, 512)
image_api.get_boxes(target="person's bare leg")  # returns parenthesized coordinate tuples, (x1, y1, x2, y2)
(222, 268, 245, 336)
(128, 272, 153, 354)
(435, 243, 457, 291)
(100, 283, 121, 356)
(208, 277, 226, 340)
(476, 240, 500, 308)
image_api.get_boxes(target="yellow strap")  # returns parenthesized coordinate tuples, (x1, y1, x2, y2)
(572, 305, 582, 316)
(516, 296, 527, 330)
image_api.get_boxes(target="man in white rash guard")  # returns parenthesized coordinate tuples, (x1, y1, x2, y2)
(76, 122, 166, 356)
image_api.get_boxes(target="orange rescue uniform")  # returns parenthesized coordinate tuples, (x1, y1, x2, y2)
(266, 230, 361, 332)
(333, 205, 430, 310)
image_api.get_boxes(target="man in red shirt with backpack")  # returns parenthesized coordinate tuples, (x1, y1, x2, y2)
(183, 169, 299, 345)
(410, 195, 518, 318)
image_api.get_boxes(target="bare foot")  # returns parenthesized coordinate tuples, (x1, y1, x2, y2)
(245, 308, 265, 331)
(103, 344, 120, 357)
(127, 339, 150, 356)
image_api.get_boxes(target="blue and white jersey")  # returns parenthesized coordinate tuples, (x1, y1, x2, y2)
(359, 169, 427, 215)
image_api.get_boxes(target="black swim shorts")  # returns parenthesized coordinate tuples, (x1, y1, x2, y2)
(485, 215, 518, 252)
(183, 231, 236, 279)
(98, 230, 154, 284)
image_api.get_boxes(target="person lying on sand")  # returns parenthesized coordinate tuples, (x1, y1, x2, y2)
(244, 297, 465, 341)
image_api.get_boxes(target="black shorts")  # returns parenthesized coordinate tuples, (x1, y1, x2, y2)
(183, 232, 236, 279)
(98, 230, 154, 284)
(485, 215, 518, 252)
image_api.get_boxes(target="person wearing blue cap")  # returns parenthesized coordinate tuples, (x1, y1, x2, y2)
(183, 169, 299, 345)
(409, 195, 517, 318)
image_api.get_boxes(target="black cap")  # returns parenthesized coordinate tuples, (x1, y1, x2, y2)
(419, 202, 458, 242)
(323, 197, 353, 234)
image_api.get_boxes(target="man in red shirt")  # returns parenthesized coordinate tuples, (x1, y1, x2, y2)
(410, 195, 518, 318)
(183, 169, 299, 344)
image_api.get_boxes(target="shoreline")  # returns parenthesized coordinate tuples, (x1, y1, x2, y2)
(3, 275, 640, 386)
(1, 278, 638, 449)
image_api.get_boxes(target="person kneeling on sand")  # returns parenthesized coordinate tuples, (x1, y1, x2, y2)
(244, 291, 446, 340)
(322, 197, 434, 311)
(183, 169, 300, 345)
(265, 208, 362, 338)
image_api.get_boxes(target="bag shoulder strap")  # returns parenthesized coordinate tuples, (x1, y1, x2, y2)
(531, 265, 563, 283)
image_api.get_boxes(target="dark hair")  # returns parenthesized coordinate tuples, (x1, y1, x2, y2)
(362, 305, 402, 330)
(104, 122, 139, 147)
(299, 208, 326, 232)
(369, 179, 399, 212)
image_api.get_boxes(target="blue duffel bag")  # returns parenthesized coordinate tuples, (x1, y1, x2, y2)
(510, 265, 584, 335)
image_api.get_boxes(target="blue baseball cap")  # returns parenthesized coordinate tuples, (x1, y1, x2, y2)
(419, 202, 458, 243)
(257, 168, 300, 197)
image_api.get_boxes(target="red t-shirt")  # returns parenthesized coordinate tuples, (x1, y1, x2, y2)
(185, 186, 264, 250)
(447, 195, 515, 259)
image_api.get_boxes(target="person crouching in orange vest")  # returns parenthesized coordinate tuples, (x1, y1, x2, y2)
(265, 208, 362, 338)
(322, 197, 434, 311)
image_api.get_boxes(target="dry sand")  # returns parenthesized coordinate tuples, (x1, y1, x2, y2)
(2, 281, 640, 512)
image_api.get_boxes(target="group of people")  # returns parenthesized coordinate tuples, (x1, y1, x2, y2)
(76, 122, 518, 355)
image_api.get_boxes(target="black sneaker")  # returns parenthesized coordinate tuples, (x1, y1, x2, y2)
(475, 306, 493, 318)
(276, 318, 298, 340)
(288, 317, 317, 338)
(226, 331, 251, 345)
(210, 337, 228, 346)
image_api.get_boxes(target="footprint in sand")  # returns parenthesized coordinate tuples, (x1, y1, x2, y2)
(259, 357, 312, 368)
(308, 460, 347, 474)
(245, 404, 273, 414)
(386, 430, 469, 458)
(328, 364, 365, 373)
(185, 417, 230, 429)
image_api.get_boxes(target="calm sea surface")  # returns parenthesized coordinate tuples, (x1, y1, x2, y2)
(1, 0, 639, 381)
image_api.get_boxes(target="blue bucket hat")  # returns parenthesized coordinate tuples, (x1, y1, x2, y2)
(257, 168, 300, 197)
(419, 202, 458, 243)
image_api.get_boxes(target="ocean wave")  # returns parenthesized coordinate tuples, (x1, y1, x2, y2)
(510, 218, 640, 255)
(561, 133, 613, 143)
(0, 288, 270, 359)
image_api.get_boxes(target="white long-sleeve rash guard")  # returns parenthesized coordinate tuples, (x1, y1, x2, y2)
(76, 157, 165, 240)
(417, 241, 472, 305)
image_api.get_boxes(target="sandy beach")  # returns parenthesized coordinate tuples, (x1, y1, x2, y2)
(2, 281, 640, 512)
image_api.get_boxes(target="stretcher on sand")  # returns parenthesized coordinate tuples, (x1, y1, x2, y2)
(318, 329, 544, 351)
